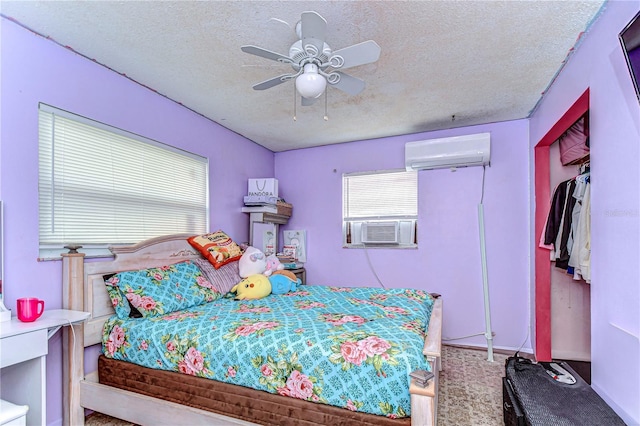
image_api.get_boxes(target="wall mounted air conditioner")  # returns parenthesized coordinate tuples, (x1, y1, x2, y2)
(361, 221, 399, 244)
(405, 132, 491, 171)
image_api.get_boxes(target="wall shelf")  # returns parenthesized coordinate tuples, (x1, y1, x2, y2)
(245, 211, 290, 250)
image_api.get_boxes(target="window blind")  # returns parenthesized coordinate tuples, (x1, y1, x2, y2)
(343, 170, 418, 220)
(38, 104, 208, 254)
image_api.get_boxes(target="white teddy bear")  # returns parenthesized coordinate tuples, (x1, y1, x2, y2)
(238, 247, 285, 278)
(238, 246, 267, 278)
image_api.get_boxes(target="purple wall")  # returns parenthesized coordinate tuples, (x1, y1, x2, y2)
(530, 1, 640, 423)
(3, 1, 638, 424)
(0, 18, 274, 425)
(275, 120, 531, 354)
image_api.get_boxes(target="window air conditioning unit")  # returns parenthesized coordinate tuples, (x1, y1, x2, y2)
(361, 221, 399, 244)
(405, 133, 490, 171)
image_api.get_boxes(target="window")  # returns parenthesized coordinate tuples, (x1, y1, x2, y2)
(342, 169, 418, 248)
(38, 104, 208, 258)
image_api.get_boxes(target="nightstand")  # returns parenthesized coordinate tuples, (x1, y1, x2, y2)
(289, 267, 306, 285)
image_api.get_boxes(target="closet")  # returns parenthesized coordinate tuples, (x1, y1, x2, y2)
(543, 113, 591, 366)
(533, 89, 590, 374)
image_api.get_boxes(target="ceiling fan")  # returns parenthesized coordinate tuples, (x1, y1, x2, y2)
(241, 11, 381, 106)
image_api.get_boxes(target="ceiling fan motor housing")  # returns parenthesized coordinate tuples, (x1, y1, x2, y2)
(289, 40, 332, 71)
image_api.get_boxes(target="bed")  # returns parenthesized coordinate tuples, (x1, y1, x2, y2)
(61, 234, 442, 426)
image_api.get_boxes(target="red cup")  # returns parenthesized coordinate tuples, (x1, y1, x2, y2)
(17, 298, 45, 322)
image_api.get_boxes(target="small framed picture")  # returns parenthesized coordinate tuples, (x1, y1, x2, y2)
(282, 244, 297, 259)
(283, 230, 306, 263)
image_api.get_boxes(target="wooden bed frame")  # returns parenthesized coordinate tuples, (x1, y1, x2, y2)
(61, 234, 442, 426)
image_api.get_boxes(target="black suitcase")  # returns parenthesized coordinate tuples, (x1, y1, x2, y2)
(503, 355, 626, 426)
(502, 376, 525, 426)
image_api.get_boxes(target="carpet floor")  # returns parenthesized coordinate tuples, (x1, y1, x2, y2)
(85, 345, 509, 426)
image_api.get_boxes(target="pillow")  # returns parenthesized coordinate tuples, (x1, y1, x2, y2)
(104, 260, 220, 318)
(188, 230, 243, 269)
(104, 273, 132, 319)
(194, 258, 242, 294)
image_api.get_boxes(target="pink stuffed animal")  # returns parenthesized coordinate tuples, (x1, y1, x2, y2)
(263, 254, 284, 277)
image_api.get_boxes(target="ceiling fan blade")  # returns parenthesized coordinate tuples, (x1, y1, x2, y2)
(330, 40, 381, 70)
(241, 45, 293, 64)
(300, 11, 327, 56)
(301, 96, 318, 106)
(252, 74, 295, 91)
(329, 72, 366, 96)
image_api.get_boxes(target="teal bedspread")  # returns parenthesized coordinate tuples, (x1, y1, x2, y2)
(103, 285, 434, 418)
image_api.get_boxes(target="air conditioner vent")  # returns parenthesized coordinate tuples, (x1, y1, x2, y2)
(361, 221, 399, 244)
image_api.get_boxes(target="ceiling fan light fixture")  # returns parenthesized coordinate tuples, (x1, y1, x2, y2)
(296, 63, 326, 99)
(242, 11, 380, 109)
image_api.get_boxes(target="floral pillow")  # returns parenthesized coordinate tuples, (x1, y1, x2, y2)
(104, 274, 132, 319)
(188, 230, 243, 269)
(194, 258, 242, 295)
(104, 260, 220, 319)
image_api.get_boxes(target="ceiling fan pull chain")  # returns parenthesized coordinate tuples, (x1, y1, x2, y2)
(324, 89, 329, 121)
(293, 84, 297, 121)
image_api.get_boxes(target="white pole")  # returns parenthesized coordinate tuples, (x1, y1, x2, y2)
(477, 203, 494, 362)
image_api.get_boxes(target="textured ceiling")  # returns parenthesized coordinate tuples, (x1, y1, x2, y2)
(1, 1, 605, 152)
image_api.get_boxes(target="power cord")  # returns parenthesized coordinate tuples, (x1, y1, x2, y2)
(480, 164, 487, 203)
(65, 318, 77, 360)
(443, 332, 486, 342)
(363, 243, 386, 289)
(515, 323, 531, 356)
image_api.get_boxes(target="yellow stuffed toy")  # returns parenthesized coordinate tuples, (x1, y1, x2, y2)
(230, 274, 272, 300)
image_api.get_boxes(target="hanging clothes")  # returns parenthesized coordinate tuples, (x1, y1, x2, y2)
(569, 174, 591, 283)
(544, 179, 571, 249)
(543, 178, 576, 264)
(542, 171, 591, 281)
(555, 179, 577, 269)
(567, 173, 588, 256)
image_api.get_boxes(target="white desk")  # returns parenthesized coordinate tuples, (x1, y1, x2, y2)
(0, 310, 89, 425)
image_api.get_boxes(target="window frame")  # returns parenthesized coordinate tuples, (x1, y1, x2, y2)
(342, 169, 418, 249)
(38, 104, 209, 259)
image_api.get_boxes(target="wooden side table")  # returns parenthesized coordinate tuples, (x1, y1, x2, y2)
(288, 267, 306, 285)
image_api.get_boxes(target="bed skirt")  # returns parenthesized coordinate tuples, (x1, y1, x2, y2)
(98, 355, 411, 426)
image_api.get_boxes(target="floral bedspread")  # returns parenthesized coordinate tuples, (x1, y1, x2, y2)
(103, 285, 434, 418)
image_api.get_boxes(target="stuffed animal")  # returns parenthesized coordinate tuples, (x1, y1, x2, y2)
(231, 274, 272, 300)
(263, 254, 284, 277)
(269, 274, 300, 295)
(271, 269, 297, 281)
(238, 246, 267, 278)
